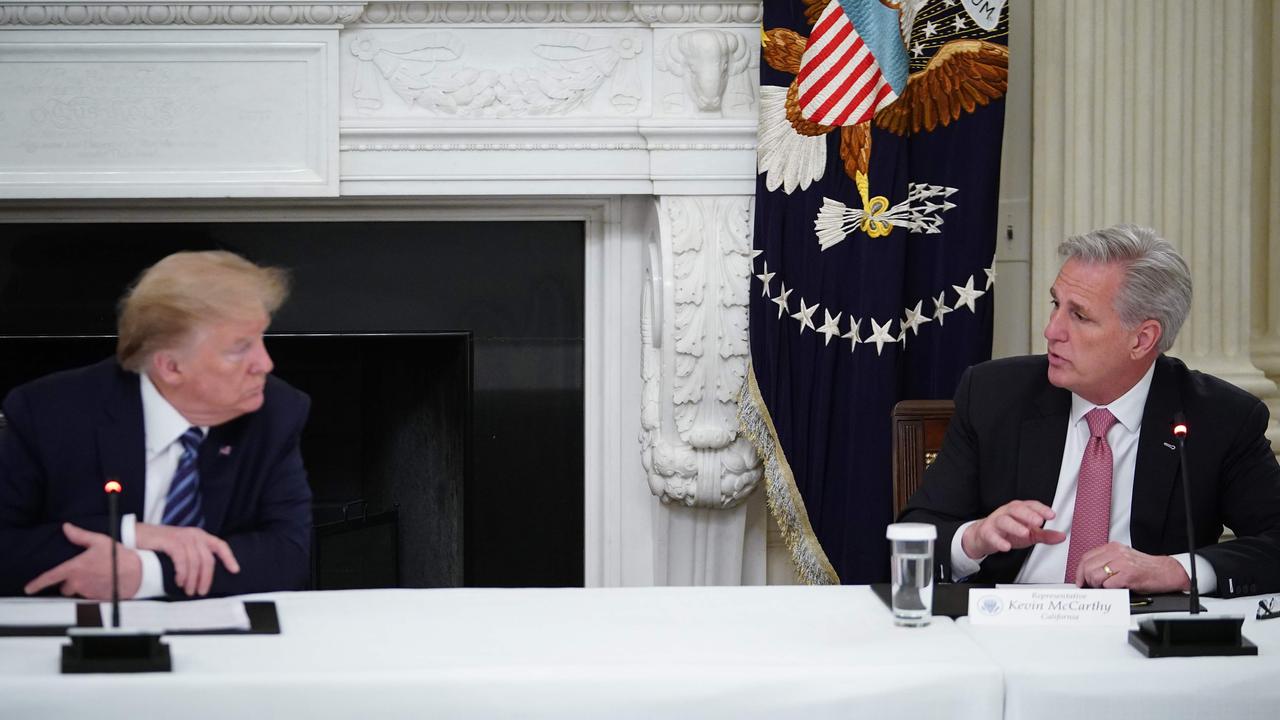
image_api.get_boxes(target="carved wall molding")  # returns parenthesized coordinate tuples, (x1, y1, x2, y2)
(349, 28, 644, 117)
(338, 140, 753, 151)
(359, 2, 632, 25)
(630, 3, 760, 25)
(0, 2, 766, 30)
(354, 2, 761, 26)
(641, 195, 761, 509)
(0, 3, 366, 26)
(656, 28, 754, 116)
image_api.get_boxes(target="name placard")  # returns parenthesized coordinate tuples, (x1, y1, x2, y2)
(968, 588, 1130, 627)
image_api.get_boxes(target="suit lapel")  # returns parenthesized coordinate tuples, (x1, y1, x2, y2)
(1018, 383, 1071, 507)
(198, 421, 242, 533)
(97, 367, 146, 519)
(1131, 357, 1181, 553)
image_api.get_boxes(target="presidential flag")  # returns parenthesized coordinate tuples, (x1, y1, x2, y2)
(742, 0, 1009, 583)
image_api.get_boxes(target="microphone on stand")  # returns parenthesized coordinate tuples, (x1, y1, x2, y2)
(60, 479, 171, 673)
(105, 479, 122, 629)
(1169, 415, 1201, 616)
(1128, 413, 1257, 657)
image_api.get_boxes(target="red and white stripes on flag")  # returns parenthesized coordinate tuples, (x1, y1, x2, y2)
(796, 1, 899, 127)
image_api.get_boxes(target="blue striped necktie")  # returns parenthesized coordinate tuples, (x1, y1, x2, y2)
(162, 427, 205, 528)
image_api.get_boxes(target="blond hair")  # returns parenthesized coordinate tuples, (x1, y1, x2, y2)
(116, 251, 290, 371)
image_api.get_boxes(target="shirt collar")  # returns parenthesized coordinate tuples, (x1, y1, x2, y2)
(140, 372, 206, 458)
(1069, 360, 1157, 434)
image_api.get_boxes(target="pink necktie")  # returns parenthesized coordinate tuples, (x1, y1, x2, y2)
(1064, 407, 1118, 583)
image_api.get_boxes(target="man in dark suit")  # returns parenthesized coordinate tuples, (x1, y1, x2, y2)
(0, 251, 312, 599)
(901, 225, 1280, 597)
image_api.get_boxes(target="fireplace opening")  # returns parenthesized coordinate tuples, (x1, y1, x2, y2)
(0, 219, 584, 587)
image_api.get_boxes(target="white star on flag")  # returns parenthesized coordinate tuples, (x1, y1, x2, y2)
(984, 266, 997, 290)
(933, 291, 953, 326)
(911, 42, 924, 58)
(751, 248, 763, 261)
(842, 316, 863, 352)
(867, 317, 896, 356)
(756, 262, 776, 297)
(953, 15, 968, 32)
(923, 20, 937, 38)
(817, 309, 843, 346)
(901, 300, 932, 337)
(791, 298, 819, 334)
(773, 283, 792, 319)
(952, 275, 986, 313)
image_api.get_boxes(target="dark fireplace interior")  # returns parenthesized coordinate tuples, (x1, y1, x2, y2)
(0, 219, 584, 588)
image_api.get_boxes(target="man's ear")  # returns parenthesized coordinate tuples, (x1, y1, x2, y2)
(1131, 319, 1163, 359)
(149, 349, 185, 387)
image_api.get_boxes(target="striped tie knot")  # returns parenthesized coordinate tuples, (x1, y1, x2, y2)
(179, 426, 204, 454)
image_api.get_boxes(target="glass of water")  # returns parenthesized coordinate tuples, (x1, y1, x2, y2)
(886, 523, 936, 627)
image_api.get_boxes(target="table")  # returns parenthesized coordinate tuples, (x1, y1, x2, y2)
(0, 586, 1003, 720)
(956, 595, 1280, 720)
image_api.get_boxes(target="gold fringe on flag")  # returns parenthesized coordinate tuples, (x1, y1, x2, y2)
(738, 364, 839, 585)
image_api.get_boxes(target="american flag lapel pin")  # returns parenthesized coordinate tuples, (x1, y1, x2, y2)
(219, 445, 233, 456)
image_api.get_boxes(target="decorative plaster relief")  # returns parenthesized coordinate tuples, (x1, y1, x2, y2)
(359, 2, 632, 24)
(337, 140, 751, 151)
(641, 196, 761, 509)
(656, 29, 755, 117)
(354, 2, 762, 26)
(0, 3, 366, 26)
(348, 29, 644, 117)
(0, 30, 338, 197)
(630, 3, 761, 25)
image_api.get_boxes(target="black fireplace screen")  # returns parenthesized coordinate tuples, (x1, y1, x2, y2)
(0, 219, 584, 587)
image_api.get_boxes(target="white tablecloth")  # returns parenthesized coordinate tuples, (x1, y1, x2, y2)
(957, 595, 1280, 720)
(0, 586, 1003, 720)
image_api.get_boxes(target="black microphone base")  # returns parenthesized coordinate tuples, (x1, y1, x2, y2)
(60, 629, 172, 673)
(1128, 616, 1257, 658)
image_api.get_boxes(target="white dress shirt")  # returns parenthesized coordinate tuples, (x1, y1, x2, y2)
(950, 361, 1216, 592)
(119, 373, 206, 598)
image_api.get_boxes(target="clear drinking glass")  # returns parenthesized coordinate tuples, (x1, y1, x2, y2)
(886, 523, 936, 627)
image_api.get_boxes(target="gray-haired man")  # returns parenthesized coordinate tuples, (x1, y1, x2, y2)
(902, 225, 1280, 597)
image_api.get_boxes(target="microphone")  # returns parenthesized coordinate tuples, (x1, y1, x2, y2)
(105, 479, 122, 628)
(1170, 413, 1199, 616)
(60, 478, 171, 673)
(1128, 412, 1257, 657)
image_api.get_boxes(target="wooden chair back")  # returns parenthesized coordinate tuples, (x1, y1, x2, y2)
(891, 399, 954, 517)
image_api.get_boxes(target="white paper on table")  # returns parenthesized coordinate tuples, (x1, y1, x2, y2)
(0, 599, 78, 626)
(99, 598, 251, 632)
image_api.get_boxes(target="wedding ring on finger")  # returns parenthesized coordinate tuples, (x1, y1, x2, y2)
(1103, 563, 1116, 578)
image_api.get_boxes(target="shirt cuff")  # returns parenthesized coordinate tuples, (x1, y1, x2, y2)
(950, 520, 985, 579)
(121, 513, 137, 548)
(1170, 553, 1217, 595)
(133, 550, 166, 599)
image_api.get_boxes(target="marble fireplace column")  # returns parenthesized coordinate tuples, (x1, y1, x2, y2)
(640, 193, 767, 585)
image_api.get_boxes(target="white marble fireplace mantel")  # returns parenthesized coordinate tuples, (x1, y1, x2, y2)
(0, 1, 774, 586)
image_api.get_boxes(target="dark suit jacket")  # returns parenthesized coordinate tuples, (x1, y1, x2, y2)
(900, 354, 1280, 597)
(0, 358, 312, 597)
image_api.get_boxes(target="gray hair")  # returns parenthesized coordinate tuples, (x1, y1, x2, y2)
(1057, 224, 1191, 353)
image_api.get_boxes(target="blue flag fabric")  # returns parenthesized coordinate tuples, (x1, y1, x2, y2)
(742, 0, 1010, 583)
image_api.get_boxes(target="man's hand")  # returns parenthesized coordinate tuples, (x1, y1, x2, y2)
(1075, 541, 1191, 593)
(23, 523, 142, 600)
(135, 523, 240, 597)
(961, 500, 1068, 560)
